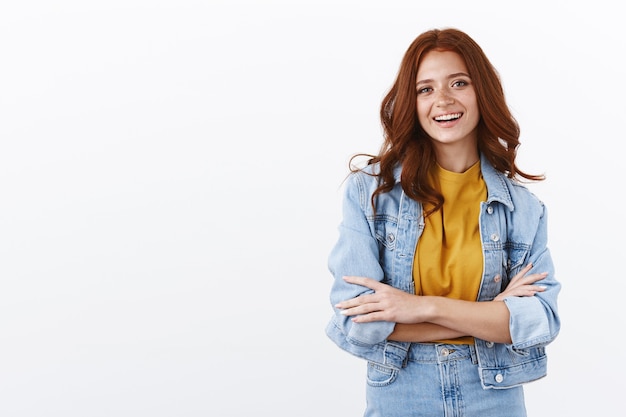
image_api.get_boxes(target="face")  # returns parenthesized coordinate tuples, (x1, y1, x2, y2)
(415, 50, 480, 151)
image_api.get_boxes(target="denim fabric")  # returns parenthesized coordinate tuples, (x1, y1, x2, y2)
(364, 343, 527, 416)
(326, 153, 561, 389)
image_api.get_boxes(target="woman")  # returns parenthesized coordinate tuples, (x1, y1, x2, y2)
(325, 28, 561, 417)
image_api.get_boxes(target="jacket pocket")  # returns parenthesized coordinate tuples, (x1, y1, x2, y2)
(503, 244, 530, 285)
(373, 217, 398, 279)
(373, 216, 398, 251)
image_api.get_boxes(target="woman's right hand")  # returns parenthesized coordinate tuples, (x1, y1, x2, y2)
(494, 263, 548, 301)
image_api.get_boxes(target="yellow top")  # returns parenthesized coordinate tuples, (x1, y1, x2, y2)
(413, 161, 487, 344)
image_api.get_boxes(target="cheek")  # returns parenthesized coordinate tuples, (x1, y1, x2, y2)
(463, 97, 480, 124)
(461, 92, 479, 111)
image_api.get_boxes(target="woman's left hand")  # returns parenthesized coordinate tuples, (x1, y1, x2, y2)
(335, 276, 424, 324)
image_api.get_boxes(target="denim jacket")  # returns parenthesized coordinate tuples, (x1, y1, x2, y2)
(325, 153, 561, 389)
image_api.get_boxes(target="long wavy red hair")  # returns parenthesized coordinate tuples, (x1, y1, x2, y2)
(353, 28, 544, 215)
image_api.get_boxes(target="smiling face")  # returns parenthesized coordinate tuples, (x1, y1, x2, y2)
(416, 50, 480, 163)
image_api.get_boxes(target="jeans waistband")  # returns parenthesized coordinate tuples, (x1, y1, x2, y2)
(407, 343, 478, 364)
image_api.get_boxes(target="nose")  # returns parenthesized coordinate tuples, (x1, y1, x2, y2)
(436, 89, 454, 105)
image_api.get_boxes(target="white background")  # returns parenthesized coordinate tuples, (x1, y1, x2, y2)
(1, 1, 622, 416)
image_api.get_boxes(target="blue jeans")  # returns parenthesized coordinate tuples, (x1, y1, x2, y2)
(365, 343, 526, 417)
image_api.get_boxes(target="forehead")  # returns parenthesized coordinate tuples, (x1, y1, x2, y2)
(416, 50, 468, 79)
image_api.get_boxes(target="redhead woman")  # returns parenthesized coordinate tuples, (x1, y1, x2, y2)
(325, 28, 561, 417)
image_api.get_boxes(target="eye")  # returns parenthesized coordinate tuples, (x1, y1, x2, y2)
(417, 86, 432, 94)
(452, 79, 470, 88)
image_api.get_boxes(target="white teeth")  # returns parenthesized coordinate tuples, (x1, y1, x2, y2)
(435, 113, 461, 121)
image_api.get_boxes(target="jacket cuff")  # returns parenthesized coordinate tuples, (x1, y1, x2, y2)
(346, 320, 395, 345)
(504, 296, 553, 348)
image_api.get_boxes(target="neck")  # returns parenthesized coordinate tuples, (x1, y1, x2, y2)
(433, 142, 479, 173)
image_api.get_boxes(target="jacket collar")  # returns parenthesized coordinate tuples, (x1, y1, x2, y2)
(392, 153, 515, 211)
(480, 153, 515, 211)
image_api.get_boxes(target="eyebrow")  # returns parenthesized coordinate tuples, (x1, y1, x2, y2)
(416, 72, 471, 86)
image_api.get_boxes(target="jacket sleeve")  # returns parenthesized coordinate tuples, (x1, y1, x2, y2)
(504, 201, 561, 349)
(326, 172, 396, 346)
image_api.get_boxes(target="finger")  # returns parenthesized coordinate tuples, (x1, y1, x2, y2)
(340, 306, 363, 316)
(495, 284, 547, 300)
(514, 284, 546, 294)
(342, 276, 384, 290)
(340, 302, 380, 317)
(517, 286, 546, 296)
(335, 293, 375, 309)
(517, 272, 548, 286)
(530, 283, 547, 292)
(350, 311, 385, 323)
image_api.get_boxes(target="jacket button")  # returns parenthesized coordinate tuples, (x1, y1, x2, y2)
(387, 233, 395, 243)
(495, 374, 504, 383)
(487, 206, 494, 214)
(486, 341, 494, 348)
(493, 274, 501, 283)
(490, 233, 499, 242)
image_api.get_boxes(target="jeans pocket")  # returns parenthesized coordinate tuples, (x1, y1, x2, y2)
(366, 361, 398, 387)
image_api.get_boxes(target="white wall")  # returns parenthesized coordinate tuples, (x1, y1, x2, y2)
(0, 1, 621, 415)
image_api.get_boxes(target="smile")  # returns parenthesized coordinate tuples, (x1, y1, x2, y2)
(434, 113, 462, 122)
